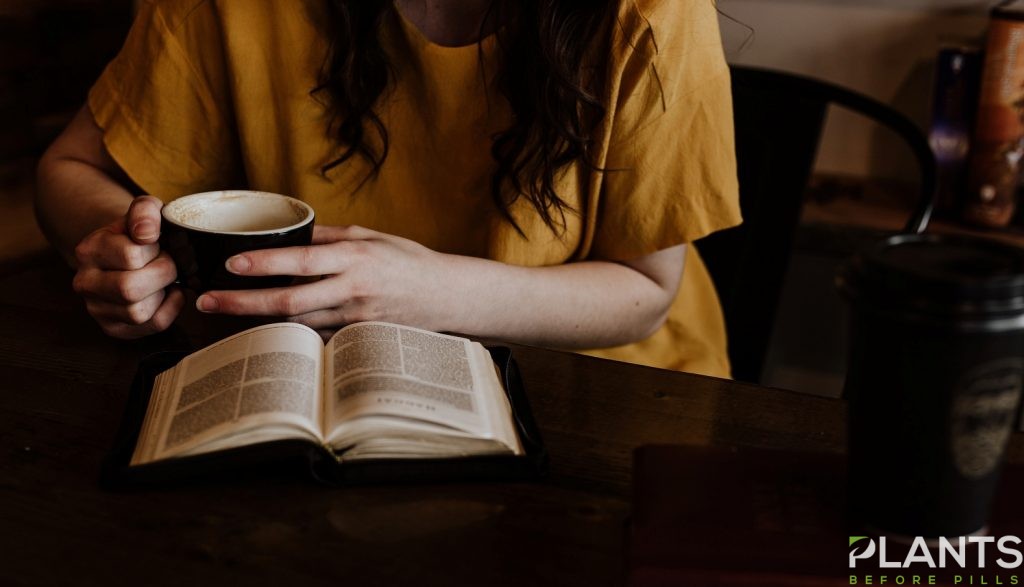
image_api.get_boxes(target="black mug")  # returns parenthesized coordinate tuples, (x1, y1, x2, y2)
(160, 190, 315, 293)
(839, 233, 1024, 538)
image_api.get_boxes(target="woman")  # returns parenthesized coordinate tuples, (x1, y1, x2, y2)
(35, 0, 741, 377)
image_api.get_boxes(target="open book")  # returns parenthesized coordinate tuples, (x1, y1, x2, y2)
(130, 322, 524, 467)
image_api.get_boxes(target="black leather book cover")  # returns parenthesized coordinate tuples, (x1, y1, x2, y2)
(101, 346, 547, 489)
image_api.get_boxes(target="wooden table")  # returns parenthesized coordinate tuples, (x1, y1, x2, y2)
(0, 254, 1016, 586)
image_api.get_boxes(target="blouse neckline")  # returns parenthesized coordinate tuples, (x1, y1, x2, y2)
(393, 6, 500, 53)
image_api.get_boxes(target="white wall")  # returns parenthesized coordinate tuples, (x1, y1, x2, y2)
(718, 0, 989, 184)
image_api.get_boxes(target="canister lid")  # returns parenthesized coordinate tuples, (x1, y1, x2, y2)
(838, 233, 1024, 321)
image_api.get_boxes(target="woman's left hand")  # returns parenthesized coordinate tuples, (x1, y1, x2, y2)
(195, 225, 456, 333)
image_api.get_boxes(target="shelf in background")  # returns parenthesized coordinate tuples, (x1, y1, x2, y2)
(800, 176, 1024, 251)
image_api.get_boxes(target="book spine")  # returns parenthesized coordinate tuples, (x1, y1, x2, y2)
(963, 10, 1024, 228)
(930, 45, 982, 217)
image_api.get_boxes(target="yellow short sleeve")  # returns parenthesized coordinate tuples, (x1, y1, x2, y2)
(590, 0, 741, 260)
(87, 0, 240, 200)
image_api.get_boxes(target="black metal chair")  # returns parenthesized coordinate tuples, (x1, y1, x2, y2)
(695, 65, 937, 383)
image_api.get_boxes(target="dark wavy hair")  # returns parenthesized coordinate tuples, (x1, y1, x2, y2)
(312, 0, 613, 233)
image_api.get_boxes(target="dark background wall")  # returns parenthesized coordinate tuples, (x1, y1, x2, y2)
(0, 1, 133, 264)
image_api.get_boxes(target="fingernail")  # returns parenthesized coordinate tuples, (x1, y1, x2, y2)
(133, 221, 156, 240)
(226, 255, 251, 274)
(196, 295, 218, 313)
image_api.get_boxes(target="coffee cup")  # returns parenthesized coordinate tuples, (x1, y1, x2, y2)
(160, 190, 315, 292)
(839, 233, 1024, 539)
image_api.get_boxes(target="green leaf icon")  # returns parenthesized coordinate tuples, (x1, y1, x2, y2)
(849, 536, 868, 547)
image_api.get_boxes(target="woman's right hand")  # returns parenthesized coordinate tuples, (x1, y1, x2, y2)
(71, 195, 185, 339)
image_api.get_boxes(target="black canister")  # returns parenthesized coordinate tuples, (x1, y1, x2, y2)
(838, 233, 1024, 538)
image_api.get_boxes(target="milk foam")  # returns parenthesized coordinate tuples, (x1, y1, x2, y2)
(163, 191, 312, 234)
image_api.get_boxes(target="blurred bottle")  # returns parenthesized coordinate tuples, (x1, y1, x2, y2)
(929, 45, 981, 218)
(963, 1, 1024, 228)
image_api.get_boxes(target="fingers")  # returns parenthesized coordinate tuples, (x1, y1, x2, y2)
(86, 289, 165, 325)
(312, 224, 379, 245)
(197, 278, 347, 317)
(72, 197, 179, 340)
(126, 195, 164, 245)
(224, 226, 384, 277)
(227, 241, 364, 277)
(288, 308, 348, 330)
(97, 288, 185, 340)
(73, 252, 177, 304)
(74, 227, 160, 271)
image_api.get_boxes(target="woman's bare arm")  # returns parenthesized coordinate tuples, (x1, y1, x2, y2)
(35, 106, 183, 338)
(434, 245, 685, 347)
(195, 225, 684, 349)
(39, 108, 682, 348)
(36, 106, 139, 261)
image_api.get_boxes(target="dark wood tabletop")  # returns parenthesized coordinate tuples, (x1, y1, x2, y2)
(0, 253, 1017, 586)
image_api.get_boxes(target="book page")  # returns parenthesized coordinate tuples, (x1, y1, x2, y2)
(327, 340, 524, 460)
(323, 322, 495, 439)
(132, 323, 324, 465)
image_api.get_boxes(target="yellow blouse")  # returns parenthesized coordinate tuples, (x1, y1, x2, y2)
(88, 0, 742, 377)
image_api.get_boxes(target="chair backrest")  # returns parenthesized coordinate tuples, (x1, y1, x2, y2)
(696, 65, 936, 383)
